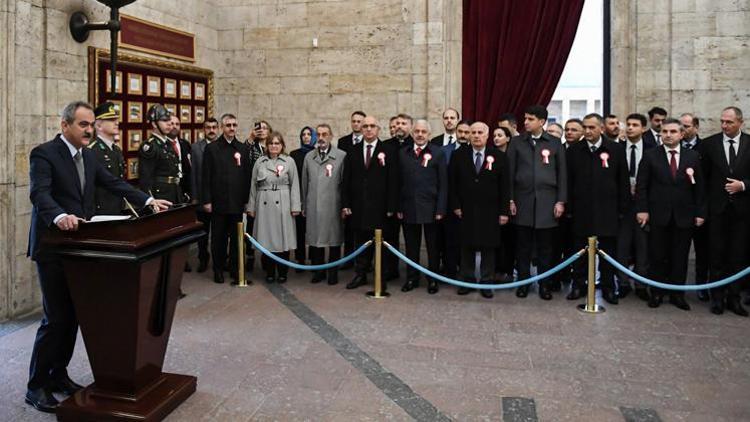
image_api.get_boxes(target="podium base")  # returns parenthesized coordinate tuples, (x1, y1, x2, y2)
(57, 373, 196, 422)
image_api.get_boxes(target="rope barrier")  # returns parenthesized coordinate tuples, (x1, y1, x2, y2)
(245, 234, 372, 270)
(383, 241, 585, 290)
(598, 250, 750, 291)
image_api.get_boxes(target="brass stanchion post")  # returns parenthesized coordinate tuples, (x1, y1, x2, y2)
(235, 222, 248, 287)
(367, 229, 390, 299)
(578, 236, 605, 313)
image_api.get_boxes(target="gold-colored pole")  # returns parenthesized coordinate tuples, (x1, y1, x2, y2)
(236, 222, 248, 288)
(367, 229, 389, 299)
(578, 236, 605, 313)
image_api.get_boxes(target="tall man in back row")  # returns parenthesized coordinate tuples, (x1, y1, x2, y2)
(25, 101, 171, 414)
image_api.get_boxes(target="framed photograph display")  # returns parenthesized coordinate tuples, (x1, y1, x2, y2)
(126, 158, 139, 180)
(180, 80, 192, 99)
(127, 130, 143, 152)
(195, 129, 205, 141)
(105, 70, 123, 94)
(90, 47, 213, 185)
(146, 76, 161, 96)
(179, 105, 192, 123)
(164, 78, 177, 98)
(194, 106, 205, 124)
(128, 73, 142, 95)
(128, 101, 143, 123)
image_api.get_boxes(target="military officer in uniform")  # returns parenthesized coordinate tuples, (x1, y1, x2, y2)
(89, 101, 126, 215)
(138, 104, 183, 203)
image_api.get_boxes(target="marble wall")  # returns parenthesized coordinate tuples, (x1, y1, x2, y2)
(611, 0, 750, 134)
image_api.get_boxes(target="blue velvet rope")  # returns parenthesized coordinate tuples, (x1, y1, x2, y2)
(383, 241, 585, 290)
(598, 250, 750, 291)
(245, 234, 371, 270)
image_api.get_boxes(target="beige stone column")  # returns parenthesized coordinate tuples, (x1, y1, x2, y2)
(0, 0, 16, 321)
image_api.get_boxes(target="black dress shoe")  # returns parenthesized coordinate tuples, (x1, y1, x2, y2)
(25, 387, 59, 413)
(480, 286, 494, 299)
(697, 289, 710, 302)
(346, 275, 367, 289)
(49, 375, 84, 396)
(635, 288, 650, 302)
(197, 260, 209, 273)
(648, 294, 662, 308)
(311, 273, 325, 284)
(427, 280, 438, 294)
(401, 280, 418, 292)
(516, 285, 529, 298)
(457, 286, 474, 295)
(184, 262, 192, 273)
(213, 272, 225, 284)
(669, 295, 691, 311)
(618, 284, 632, 299)
(566, 287, 584, 300)
(727, 297, 749, 317)
(710, 300, 725, 315)
(602, 290, 619, 305)
(538, 286, 552, 301)
(265, 275, 276, 283)
(277, 275, 287, 284)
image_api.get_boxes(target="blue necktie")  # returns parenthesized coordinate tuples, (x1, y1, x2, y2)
(474, 152, 482, 174)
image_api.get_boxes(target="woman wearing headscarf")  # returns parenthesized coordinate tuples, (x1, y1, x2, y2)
(247, 131, 301, 283)
(290, 126, 317, 270)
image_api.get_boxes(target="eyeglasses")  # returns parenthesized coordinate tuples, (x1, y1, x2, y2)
(362, 124, 378, 129)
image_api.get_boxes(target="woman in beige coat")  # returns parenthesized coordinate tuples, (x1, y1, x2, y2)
(247, 132, 301, 283)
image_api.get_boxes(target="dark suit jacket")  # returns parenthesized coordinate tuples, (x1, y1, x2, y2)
(448, 147, 510, 248)
(441, 142, 467, 165)
(506, 132, 567, 229)
(566, 137, 630, 237)
(190, 139, 209, 204)
(635, 146, 706, 228)
(342, 140, 399, 230)
(202, 136, 252, 214)
(642, 129, 659, 149)
(397, 144, 448, 224)
(337, 133, 360, 155)
(700, 132, 750, 216)
(28, 135, 149, 260)
(621, 139, 657, 213)
(384, 135, 414, 151)
(178, 138, 192, 201)
(430, 133, 456, 148)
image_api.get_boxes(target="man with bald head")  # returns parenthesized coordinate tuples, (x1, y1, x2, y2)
(397, 120, 448, 294)
(342, 116, 399, 291)
(449, 121, 510, 299)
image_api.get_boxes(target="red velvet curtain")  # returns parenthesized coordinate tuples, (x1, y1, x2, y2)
(462, 0, 585, 126)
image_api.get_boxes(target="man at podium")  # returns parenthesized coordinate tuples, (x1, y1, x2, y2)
(25, 101, 171, 414)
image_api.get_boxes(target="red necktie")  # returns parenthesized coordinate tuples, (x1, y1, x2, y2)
(669, 150, 677, 179)
(415, 147, 422, 158)
(171, 139, 180, 158)
(365, 144, 372, 168)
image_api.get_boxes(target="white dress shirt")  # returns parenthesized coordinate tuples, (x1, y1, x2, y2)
(441, 132, 456, 146)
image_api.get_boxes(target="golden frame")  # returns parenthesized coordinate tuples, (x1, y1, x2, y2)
(195, 82, 205, 100)
(111, 100, 123, 123)
(105, 70, 123, 94)
(164, 103, 177, 117)
(127, 101, 143, 123)
(127, 130, 143, 152)
(127, 72, 142, 95)
(194, 106, 205, 124)
(146, 76, 161, 97)
(164, 78, 177, 98)
(179, 80, 192, 99)
(126, 158, 139, 180)
(88, 47, 214, 118)
(179, 105, 192, 123)
(180, 129, 192, 142)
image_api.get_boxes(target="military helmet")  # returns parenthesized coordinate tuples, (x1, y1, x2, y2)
(147, 104, 171, 123)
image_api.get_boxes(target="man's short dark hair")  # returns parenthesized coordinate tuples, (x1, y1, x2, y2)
(396, 113, 413, 123)
(723, 106, 744, 121)
(661, 117, 683, 129)
(648, 107, 668, 118)
(351, 110, 366, 118)
(605, 114, 618, 120)
(565, 118, 583, 127)
(443, 108, 461, 120)
(389, 116, 398, 123)
(204, 117, 219, 126)
(457, 119, 472, 127)
(316, 123, 333, 134)
(626, 113, 647, 127)
(583, 113, 604, 124)
(498, 113, 517, 125)
(524, 105, 548, 121)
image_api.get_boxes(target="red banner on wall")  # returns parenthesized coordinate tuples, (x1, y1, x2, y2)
(119, 14, 195, 62)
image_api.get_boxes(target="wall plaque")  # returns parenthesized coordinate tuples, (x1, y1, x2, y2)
(119, 14, 195, 62)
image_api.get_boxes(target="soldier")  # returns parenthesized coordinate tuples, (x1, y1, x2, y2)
(89, 101, 126, 215)
(138, 104, 183, 204)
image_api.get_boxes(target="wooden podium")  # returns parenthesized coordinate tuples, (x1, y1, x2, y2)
(43, 205, 205, 421)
